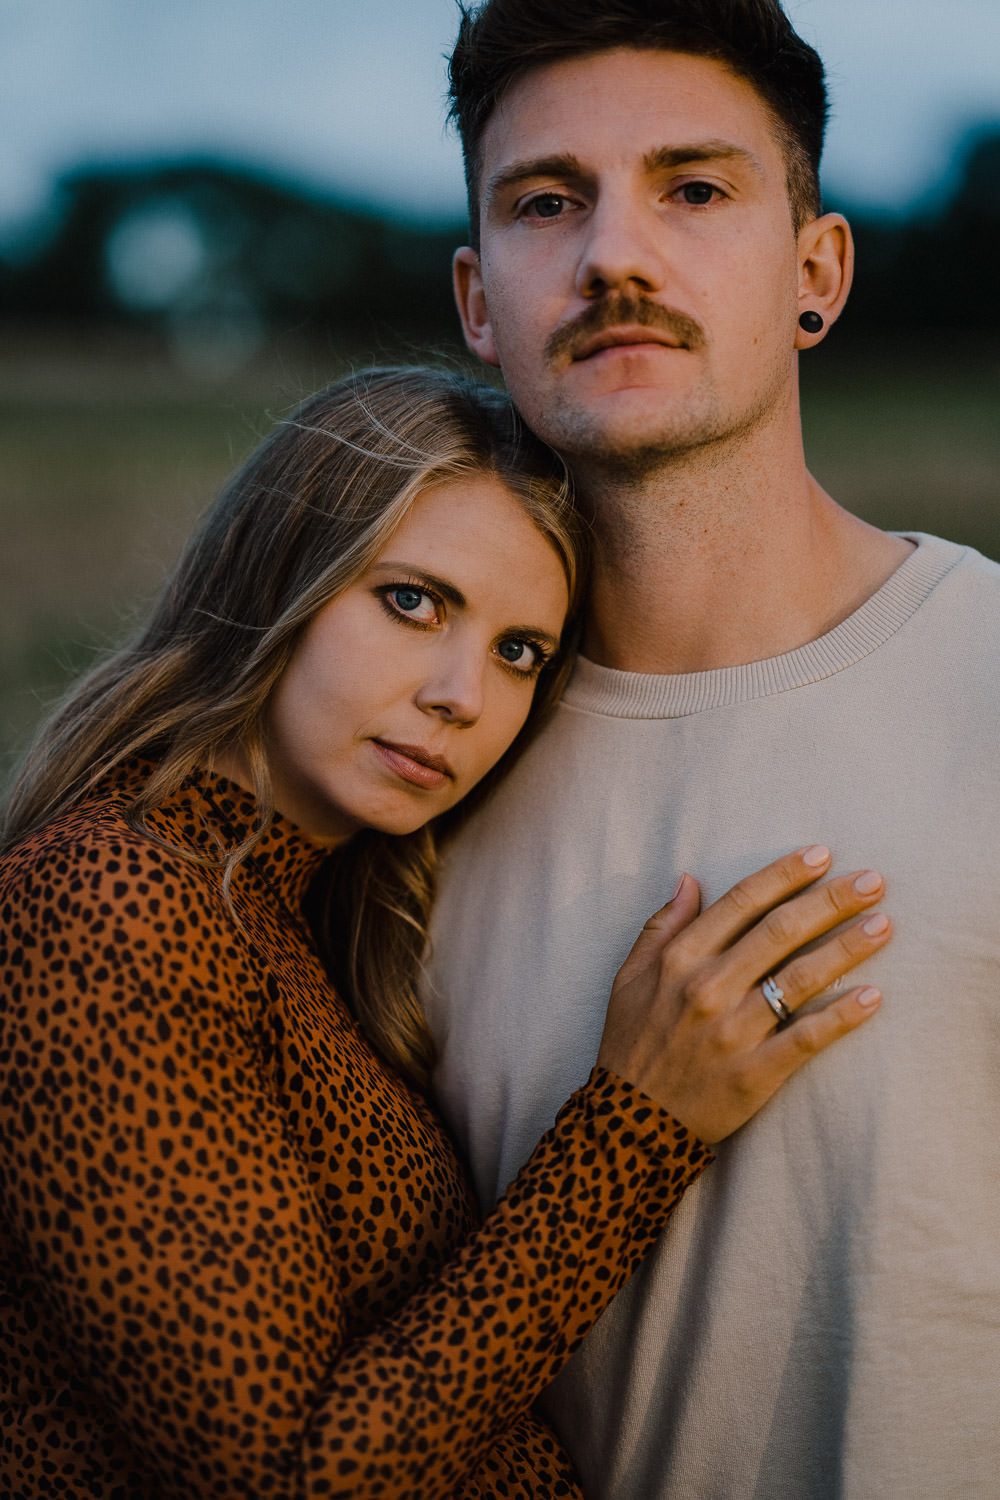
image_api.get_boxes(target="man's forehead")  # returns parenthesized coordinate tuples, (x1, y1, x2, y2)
(479, 47, 783, 179)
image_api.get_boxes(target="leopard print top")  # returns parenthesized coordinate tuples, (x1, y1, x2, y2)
(0, 762, 710, 1497)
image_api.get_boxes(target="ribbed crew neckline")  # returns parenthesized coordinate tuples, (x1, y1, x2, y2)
(564, 533, 961, 720)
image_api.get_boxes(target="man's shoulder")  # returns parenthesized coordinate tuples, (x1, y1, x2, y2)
(903, 531, 1000, 639)
(908, 531, 1000, 591)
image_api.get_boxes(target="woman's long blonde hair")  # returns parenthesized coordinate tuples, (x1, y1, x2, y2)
(2, 366, 585, 1088)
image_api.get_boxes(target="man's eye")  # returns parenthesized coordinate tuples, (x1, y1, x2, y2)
(386, 586, 439, 625)
(679, 181, 718, 205)
(527, 194, 566, 219)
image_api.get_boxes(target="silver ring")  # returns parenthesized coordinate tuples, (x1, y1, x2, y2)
(761, 974, 792, 1025)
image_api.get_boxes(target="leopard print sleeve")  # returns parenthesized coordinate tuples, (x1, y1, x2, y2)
(1, 801, 710, 1499)
(308, 1072, 710, 1499)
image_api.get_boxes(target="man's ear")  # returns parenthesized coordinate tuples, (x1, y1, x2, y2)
(453, 246, 501, 367)
(795, 213, 854, 348)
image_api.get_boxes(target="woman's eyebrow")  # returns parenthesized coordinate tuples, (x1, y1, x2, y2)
(371, 563, 467, 609)
(512, 623, 562, 652)
(372, 564, 562, 648)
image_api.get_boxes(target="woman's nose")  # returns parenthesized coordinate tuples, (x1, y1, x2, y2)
(414, 643, 485, 726)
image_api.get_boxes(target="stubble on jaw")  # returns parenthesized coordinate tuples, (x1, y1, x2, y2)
(548, 371, 789, 491)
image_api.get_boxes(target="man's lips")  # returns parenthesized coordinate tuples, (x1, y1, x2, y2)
(545, 299, 706, 365)
(573, 327, 685, 361)
(372, 740, 454, 790)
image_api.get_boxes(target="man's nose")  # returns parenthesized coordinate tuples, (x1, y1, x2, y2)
(574, 192, 668, 300)
(414, 641, 485, 726)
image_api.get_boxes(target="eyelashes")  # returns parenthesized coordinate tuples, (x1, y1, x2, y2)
(375, 580, 555, 679)
(517, 177, 728, 221)
(381, 582, 440, 627)
(494, 636, 550, 676)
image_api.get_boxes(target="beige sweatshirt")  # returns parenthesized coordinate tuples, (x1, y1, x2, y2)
(427, 533, 1000, 1500)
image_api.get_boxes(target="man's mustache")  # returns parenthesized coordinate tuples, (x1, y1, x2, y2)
(545, 295, 706, 364)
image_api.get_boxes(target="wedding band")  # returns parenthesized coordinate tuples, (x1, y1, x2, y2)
(761, 974, 792, 1024)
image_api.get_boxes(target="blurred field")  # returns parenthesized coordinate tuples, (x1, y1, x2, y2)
(0, 332, 359, 781)
(800, 341, 1000, 549)
(2, 333, 998, 784)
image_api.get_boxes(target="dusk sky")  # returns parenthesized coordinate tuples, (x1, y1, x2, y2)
(3, 0, 998, 241)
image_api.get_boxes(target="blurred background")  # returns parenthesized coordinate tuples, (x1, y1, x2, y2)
(2, 0, 998, 779)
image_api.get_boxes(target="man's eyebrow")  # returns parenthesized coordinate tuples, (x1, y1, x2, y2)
(644, 141, 766, 178)
(484, 142, 766, 210)
(484, 154, 583, 209)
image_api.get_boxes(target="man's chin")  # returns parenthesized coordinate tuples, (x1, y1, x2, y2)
(542, 396, 723, 471)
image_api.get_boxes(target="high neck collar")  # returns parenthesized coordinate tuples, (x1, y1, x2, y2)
(186, 766, 331, 911)
(104, 758, 332, 912)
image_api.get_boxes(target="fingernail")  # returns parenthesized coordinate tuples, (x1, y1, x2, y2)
(861, 913, 889, 936)
(857, 987, 881, 1008)
(668, 873, 685, 901)
(854, 871, 883, 895)
(801, 844, 830, 867)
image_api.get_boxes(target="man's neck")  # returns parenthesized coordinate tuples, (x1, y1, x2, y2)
(578, 421, 912, 676)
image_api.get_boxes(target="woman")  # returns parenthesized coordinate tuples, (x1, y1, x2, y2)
(0, 367, 890, 1498)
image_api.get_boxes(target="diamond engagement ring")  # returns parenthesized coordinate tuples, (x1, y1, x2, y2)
(761, 974, 792, 1025)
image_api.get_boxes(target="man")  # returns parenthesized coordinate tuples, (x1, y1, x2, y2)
(426, 2, 1000, 1497)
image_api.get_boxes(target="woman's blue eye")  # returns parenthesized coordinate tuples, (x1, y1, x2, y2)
(497, 639, 541, 673)
(385, 586, 439, 625)
(393, 588, 424, 612)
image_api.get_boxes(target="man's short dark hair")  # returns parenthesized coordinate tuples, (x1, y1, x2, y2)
(448, 0, 828, 244)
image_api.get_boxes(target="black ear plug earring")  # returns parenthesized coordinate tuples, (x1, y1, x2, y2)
(799, 310, 825, 333)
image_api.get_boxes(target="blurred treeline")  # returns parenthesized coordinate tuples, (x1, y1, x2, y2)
(0, 159, 464, 372)
(1, 130, 998, 777)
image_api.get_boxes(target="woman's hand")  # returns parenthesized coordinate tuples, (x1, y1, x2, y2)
(597, 846, 890, 1144)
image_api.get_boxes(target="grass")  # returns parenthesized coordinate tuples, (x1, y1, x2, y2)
(800, 343, 1000, 553)
(3, 331, 998, 782)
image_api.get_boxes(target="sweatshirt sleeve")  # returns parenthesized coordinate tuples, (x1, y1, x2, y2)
(0, 828, 710, 1500)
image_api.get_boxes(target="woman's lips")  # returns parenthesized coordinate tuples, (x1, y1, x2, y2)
(371, 740, 453, 790)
